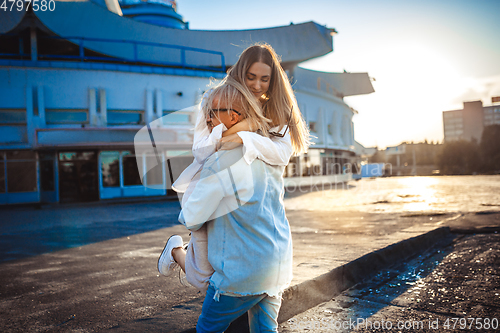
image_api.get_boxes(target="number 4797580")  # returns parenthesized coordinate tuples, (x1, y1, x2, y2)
(443, 318, 498, 330)
(1, 0, 56, 11)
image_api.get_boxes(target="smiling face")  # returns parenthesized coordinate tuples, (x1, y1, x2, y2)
(245, 61, 272, 99)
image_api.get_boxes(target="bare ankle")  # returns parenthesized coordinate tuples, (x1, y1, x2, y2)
(171, 247, 183, 262)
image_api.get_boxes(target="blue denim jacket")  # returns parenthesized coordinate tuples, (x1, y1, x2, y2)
(178, 146, 293, 298)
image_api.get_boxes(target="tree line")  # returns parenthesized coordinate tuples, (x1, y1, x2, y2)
(368, 125, 500, 175)
(438, 124, 500, 175)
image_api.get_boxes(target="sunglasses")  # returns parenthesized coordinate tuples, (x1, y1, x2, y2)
(269, 106, 293, 138)
(209, 108, 241, 119)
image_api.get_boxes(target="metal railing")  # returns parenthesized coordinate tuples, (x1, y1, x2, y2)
(0, 34, 226, 72)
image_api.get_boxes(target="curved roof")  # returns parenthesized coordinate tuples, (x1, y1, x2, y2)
(1, 0, 334, 68)
(293, 67, 375, 97)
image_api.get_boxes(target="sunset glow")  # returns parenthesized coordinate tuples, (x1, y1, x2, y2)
(180, 0, 500, 148)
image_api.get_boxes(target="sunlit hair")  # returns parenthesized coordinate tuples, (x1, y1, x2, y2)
(196, 77, 271, 136)
(227, 43, 311, 154)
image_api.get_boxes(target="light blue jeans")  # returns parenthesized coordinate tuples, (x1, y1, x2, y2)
(196, 285, 282, 333)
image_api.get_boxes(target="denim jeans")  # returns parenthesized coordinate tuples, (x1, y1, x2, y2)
(196, 285, 282, 333)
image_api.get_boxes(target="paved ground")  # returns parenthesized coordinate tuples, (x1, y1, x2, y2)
(280, 232, 500, 332)
(0, 201, 499, 332)
(0, 199, 181, 262)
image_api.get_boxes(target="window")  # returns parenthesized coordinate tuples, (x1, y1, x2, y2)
(46, 109, 89, 124)
(122, 151, 141, 186)
(6, 151, 37, 193)
(321, 156, 338, 175)
(145, 154, 163, 186)
(7, 151, 35, 160)
(108, 110, 143, 125)
(0, 109, 27, 124)
(59, 152, 96, 161)
(309, 121, 317, 133)
(284, 156, 300, 177)
(0, 153, 4, 193)
(40, 153, 55, 191)
(300, 150, 321, 177)
(162, 111, 191, 124)
(101, 151, 120, 187)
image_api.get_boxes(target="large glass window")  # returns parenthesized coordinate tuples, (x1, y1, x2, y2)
(0, 153, 5, 193)
(284, 156, 300, 178)
(58, 151, 98, 203)
(6, 151, 37, 193)
(40, 152, 55, 191)
(123, 151, 141, 186)
(162, 111, 191, 125)
(0, 110, 27, 124)
(145, 154, 163, 186)
(301, 150, 321, 177)
(308, 121, 317, 133)
(322, 157, 336, 175)
(59, 152, 96, 161)
(46, 109, 89, 124)
(108, 110, 143, 125)
(101, 151, 120, 187)
(7, 151, 36, 160)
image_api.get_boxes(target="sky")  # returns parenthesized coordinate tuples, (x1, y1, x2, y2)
(178, 0, 500, 148)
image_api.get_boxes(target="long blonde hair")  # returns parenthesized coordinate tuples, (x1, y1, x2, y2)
(197, 78, 271, 136)
(227, 43, 311, 154)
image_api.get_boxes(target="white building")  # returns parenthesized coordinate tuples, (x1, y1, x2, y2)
(0, 0, 374, 204)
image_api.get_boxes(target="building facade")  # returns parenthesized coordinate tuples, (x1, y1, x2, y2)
(0, 0, 374, 205)
(443, 100, 500, 142)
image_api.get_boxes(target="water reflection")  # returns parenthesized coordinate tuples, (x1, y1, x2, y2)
(284, 175, 500, 214)
(396, 177, 438, 212)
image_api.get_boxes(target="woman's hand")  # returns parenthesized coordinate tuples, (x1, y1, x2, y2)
(217, 134, 243, 151)
(220, 133, 243, 145)
(222, 119, 254, 137)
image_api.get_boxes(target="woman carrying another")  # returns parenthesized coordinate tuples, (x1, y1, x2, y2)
(158, 43, 310, 293)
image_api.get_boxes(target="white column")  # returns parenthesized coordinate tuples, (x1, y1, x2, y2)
(350, 117, 355, 146)
(334, 110, 343, 146)
(26, 86, 35, 145)
(316, 107, 323, 145)
(155, 89, 163, 127)
(145, 89, 154, 125)
(37, 85, 45, 127)
(99, 88, 107, 125)
(89, 88, 97, 126)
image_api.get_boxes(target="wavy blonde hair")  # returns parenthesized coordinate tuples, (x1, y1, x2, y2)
(196, 77, 271, 136)
(227, 43, 311, 155)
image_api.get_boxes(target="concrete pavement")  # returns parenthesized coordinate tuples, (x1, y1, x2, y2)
(1, 203, 499, 332)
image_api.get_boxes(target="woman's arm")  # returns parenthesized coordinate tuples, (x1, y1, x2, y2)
(192, 123, 226, 163)
(219, 119, 255, 147)
(222, 119, 254, 137)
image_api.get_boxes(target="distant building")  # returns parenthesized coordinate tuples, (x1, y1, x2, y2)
(443, 100, 500, 142)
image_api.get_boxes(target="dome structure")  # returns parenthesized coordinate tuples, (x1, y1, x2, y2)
(118, 0, 187, 29)
(88, 0, 188, 29)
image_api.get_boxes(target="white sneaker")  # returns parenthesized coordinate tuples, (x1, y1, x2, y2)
(158, 235, 183, 277)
